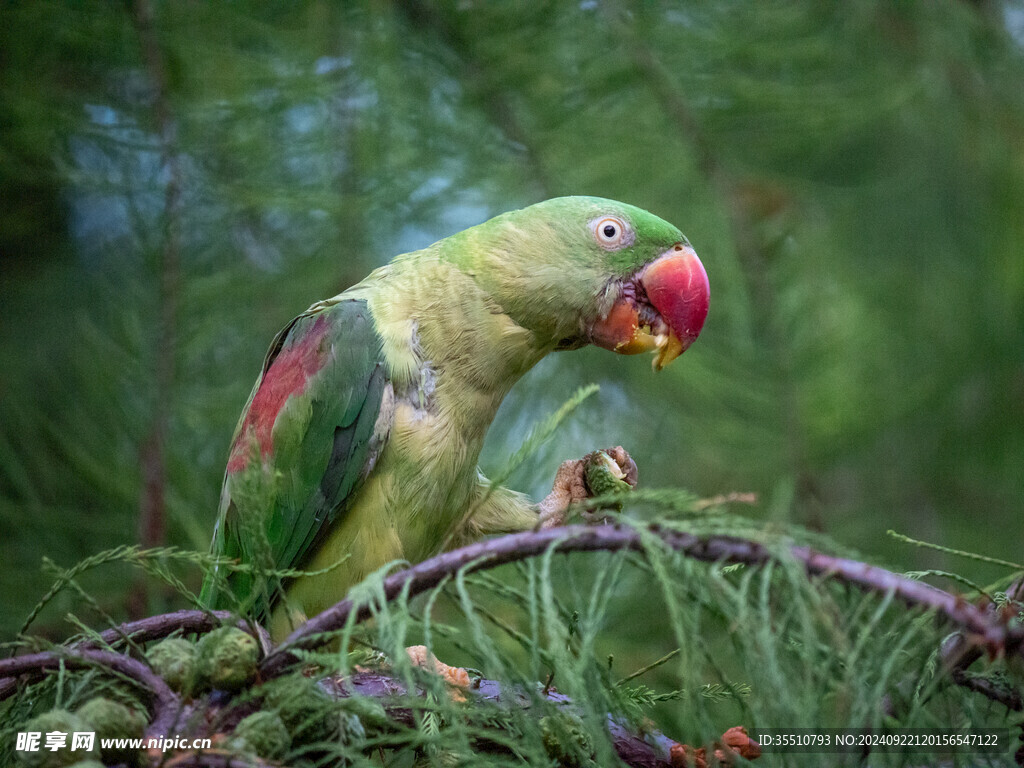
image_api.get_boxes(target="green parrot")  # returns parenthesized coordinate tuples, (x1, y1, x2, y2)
(200, 196, 709, 638)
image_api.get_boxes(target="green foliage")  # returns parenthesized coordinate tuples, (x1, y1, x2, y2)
(259, 673, 346, 747)
(4, 508, 1023, 766)
(1, 0, 1023, 764)
(19, 546, 216, 639)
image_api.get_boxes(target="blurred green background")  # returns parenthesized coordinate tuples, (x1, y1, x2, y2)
(1, 0, 1022, 652)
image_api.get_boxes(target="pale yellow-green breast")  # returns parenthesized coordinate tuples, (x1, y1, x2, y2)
(273, 253, 550, 637)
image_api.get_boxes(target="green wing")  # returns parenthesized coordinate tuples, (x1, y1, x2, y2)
(200, 298, 387, 619)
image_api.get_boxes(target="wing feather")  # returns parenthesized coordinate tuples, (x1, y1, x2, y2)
(201, 298, 387, 617)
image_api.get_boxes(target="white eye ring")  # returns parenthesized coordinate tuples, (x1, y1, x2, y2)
(592, 216, 630, 249)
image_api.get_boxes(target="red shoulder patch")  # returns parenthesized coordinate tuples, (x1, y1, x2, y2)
(227, 315, 331, 472)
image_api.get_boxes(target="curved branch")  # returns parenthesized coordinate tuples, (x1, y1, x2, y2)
(0, 647, 176, 710)
(950, 667, 1024, 712)
(0, 646, 185, 737)
(5, 524, 1020, 726)
(262, 523, 1024, 678)
(0, 610, 235, 701)
(94, 609, 235, 648)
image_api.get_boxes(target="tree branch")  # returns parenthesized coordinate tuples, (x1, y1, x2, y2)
(93, 609, 236, 648)
(322, 669, 712, 768)
(0, 647, 176, 719)
(5, 525, 1021, 747)
(0, 610, 235, 701)
(950, 667, 1024, 712)
(128, 0, 183, 620)
(262, 523, 1024, 678)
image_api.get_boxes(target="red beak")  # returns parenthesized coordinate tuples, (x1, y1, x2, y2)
(590, 244, 710, 370)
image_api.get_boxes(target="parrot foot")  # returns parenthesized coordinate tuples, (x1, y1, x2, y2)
(538, 446, 637, 528)
(405, 646, 472, 702)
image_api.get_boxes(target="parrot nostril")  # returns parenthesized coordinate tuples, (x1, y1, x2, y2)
(673, 243, 683, 252)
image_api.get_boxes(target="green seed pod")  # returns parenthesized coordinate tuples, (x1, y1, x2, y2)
(227, 711, 290, 759)
(539, 711, 595, 768)
(584, 451, 632, 500)
(146, 637, 197, 693)
(75, 697, 146, 766)
(16, 709, 98, 768)
(260, 675, 339, 745)
(195, 627, 258, 691)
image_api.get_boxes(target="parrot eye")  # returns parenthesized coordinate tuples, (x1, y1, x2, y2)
(591, 216, 631, 250)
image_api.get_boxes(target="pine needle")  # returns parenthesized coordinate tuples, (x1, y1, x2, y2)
(888, 530, 1024, 570)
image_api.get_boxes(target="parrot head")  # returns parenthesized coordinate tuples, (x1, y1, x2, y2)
(450, 196, 709, 370)
(580, 205, 709, 370)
